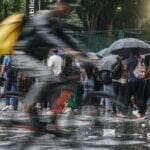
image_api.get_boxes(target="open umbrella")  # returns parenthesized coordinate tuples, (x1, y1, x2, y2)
(0, 14, 24, 55)
(97, 55, 118, 71)
(87, 52, 99, 60)
(110, 38, 150, 57)
(74, 51, 100, 64)
(97, 48, 111, 57)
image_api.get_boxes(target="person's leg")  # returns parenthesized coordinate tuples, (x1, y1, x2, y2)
(10, 81, 18, 110)
(103, 84, 113, 112)
(117, 83, 127, 114)
(119, 84, 128, 113)
(113, 82, 119, 96)
(126, 81, 134, 108)
(143, 80, 150, 111)
(112, 82, 119, 114)
(134, 81, 146, 115)
(5, 79, 11, 106)
(76, 83, 84, 107)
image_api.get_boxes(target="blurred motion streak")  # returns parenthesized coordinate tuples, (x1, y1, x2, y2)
(0, 14, 24, 55)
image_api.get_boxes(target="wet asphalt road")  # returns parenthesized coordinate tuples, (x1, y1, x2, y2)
(0, 104, 149, 150)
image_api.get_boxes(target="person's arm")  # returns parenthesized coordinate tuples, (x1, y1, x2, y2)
(47, 57, 54, 71)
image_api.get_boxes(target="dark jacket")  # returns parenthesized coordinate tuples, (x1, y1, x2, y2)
(127, 55, 138, 82)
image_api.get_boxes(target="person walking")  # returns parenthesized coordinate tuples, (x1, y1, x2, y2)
(101, 70, 113, 113)
(82, 63, 95, 105)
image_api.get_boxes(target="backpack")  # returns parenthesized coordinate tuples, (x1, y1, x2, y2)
(111, 60, 122, 80)
(101, 70, 112, 84)
(133, 60, 146, 79)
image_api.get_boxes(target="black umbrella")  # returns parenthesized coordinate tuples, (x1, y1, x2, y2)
(97, 48, 111, 58)
(97, 55, 118, 71)
(110, 38, 150, 57)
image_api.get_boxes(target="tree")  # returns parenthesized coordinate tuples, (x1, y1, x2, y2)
(65, 10, 83, 29)
(113, 0, 146, 29)
(142, 21, 150, 41)
(76, 0, 147, 32)
(77, 0, 120, 31)
(0, 0, 25, 21)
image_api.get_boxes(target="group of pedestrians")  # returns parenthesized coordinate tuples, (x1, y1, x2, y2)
(0, 47, 150, 121)
(0, 55, 18, 111)
(0, 47, 149, 119)
(101, 49, 150, 119)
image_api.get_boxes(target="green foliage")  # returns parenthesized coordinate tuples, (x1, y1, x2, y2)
(0, 0, 26, 21)
(114, 0, 145, 29)
(77, 0, 120, 31)
(65, 11, 83, 28)
(77, 0, 148, 32)
(0, 0, 149, 40)
(142, 20, 150, 40)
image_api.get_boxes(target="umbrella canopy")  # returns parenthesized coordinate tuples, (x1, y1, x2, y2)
(73, 51, 100, 64)
(110, 38, 150, 57)
(0, 14, 24, 55)
(86, 52, 99, 60)
(97, 55, 118, 71)
(97, 48, 111, 57)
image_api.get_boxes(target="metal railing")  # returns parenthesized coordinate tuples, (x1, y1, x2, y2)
(68, 29, 144, 52)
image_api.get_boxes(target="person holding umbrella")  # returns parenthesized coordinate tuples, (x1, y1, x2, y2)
(111, 56, 128, 118)
(109, 38, 150, 119)
(126, 49, 146, 119)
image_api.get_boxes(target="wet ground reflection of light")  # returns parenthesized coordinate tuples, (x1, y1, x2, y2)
(0, 107, 149, 150)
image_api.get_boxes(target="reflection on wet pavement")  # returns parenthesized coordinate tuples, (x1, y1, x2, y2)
(0, 106, 149, 150)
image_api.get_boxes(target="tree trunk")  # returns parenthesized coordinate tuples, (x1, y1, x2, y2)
(107, 21, 113, 37)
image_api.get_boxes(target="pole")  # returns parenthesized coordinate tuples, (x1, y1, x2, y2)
(26, 0, 39, 19)
(38, 0, 41, 10)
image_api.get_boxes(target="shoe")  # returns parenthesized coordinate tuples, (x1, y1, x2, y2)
(35, 103, 42, 109)
(45, 110, 53, 115)
(137, 114, 147, 120)
(116, 112, 125, 118)
(63, 107, 72, 114)
(2, 106, 10, 111)
(132, 110, 140, 118)
(8, 105, 14, 111)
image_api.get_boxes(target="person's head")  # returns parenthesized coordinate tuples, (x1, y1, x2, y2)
(62, 54, 76, 76)
(83, 62, 95, 79)
(130, 48, 140, 57)
(49, 47, 58, 55)
(116, 56, 124, 62)
(64, 54, 74, 66)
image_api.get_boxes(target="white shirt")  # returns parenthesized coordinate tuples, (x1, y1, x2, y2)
(47, 54, 63, 76)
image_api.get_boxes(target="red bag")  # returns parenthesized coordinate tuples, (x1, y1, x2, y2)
(52, 90, 73, 113)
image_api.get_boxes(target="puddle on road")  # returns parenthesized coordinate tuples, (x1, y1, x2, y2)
(0, 112, 149, 150)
